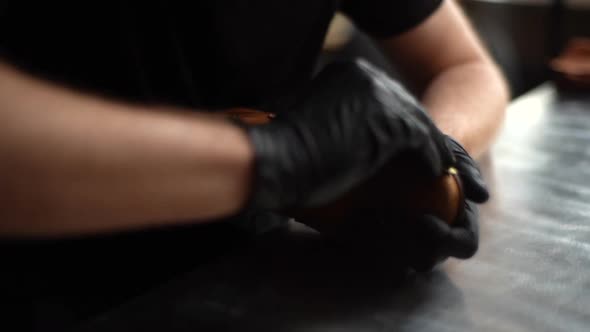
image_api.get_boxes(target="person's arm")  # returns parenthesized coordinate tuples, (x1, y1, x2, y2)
(0, 61, 254, 237)
(378, 0, 509, 157)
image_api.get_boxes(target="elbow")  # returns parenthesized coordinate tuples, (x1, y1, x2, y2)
(466, 57, 511, 117)
(487, 59, 510, 127)
(487, 58, 511, 106)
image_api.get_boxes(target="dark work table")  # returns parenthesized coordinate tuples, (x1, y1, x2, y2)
(77, 83, 590, 332)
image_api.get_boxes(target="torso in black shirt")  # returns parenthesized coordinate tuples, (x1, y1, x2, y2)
(0, 1, 337, 109)
(0, 0, 442, 109)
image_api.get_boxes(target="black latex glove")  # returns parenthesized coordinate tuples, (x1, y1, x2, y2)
(326, 136, 489, 272)
(244, 59, 453, 212)
(404, 201, 481, 272)
(396, 136, 490, 271)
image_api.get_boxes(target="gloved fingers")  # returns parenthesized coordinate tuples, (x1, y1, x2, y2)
(410, 252, 442, 273)
(426, 122, 456, 168)
(413, 213, 451, 243)
(412, 136, 445, 178)
(405, 214, 450, 272)
(354, 211, 433, 272)
(412, 200, 480, 261)
(442, 200, 480, 259)
(456, 159, 489, 203)
(356, 199, 480, 272)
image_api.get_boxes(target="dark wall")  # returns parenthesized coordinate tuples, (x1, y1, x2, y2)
(322, 1, 590, 98)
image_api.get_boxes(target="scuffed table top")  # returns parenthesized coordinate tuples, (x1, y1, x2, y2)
(80, 84, 590, 332)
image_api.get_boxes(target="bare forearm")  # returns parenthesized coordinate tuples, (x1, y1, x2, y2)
(0, 62, 253, 237)
(375, 0, 509, 157)
(421, 61, 509, 157)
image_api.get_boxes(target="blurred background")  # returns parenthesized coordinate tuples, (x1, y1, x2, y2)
(321, 0, 590, 98)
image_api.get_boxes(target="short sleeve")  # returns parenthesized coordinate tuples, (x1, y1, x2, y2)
(340, 0, 443, 39)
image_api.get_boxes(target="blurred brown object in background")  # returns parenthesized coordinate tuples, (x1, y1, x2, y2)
(550, 37, 590, 91)
(220, 108, 464, 228)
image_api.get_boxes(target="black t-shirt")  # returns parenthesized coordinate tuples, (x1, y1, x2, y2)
(0, 0, 442, 327)
(0, 0, 442, 109)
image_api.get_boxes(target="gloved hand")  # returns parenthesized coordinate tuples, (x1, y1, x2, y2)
(403, 200, 481, 272)
(243, 59, 454, 212)
(369, 136, 489, 272)
(411, 136, 489, 270)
